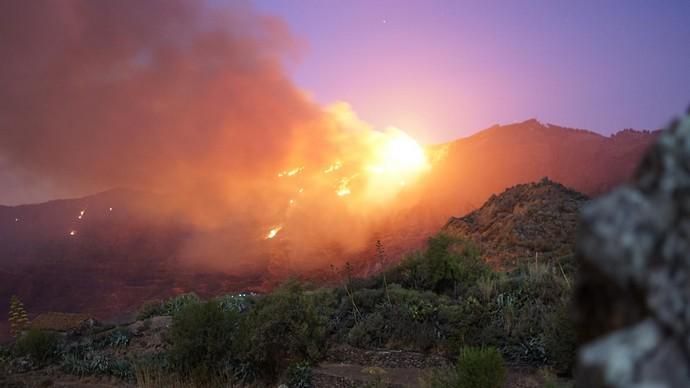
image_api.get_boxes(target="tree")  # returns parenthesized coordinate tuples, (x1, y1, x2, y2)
(9, 295, 29, 337)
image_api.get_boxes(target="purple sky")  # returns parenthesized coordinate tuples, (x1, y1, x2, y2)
(254, 0, 690, 143)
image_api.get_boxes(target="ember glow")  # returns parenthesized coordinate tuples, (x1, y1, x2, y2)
(373, 128, 428, 175)
(278, 167, 304, 178)
(336, 178, 352, 197)
(265, 226, 283, 240)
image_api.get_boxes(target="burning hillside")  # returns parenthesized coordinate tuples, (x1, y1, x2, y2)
(0, 0, 662, 340)
(0, 1, 442, 274)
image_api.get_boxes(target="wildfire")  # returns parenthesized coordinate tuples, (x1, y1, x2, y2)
(278, 167, 303, 177)
(69, 230, 76, 236)
(264, 118, 431, 245)
(336, 177, 352, 197)
(369, 128, 428, 176)
(265, 225, 282, 239)
(324, 160, 343, 173)
(78, 209, 85, 219)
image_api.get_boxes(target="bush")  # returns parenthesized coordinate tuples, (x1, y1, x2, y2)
(544, 302, 577, 375)
(168, 300, 240, 378)
(388, 234, 489, 296)
(0, 343, 11, 367)
(286, 361, 312, 388)
(239, 281, 331, 378)
(15, 329, 59, 363)
(456, 347, 506, 388)
(62, 352, 133, 380)
(347, 311, 389, 348)
(94, 327, 131, 349)
(137, 293, 201, 320)
(214, 294, 253, 313)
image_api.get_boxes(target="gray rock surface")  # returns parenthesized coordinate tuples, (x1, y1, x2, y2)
(575, 110, 690, 387)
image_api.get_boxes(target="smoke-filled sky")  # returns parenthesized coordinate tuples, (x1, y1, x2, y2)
(255, 0, 690, 143)
(1, 0, 690, 206)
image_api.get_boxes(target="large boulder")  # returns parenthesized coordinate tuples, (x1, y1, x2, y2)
(575, 108, 690, 387)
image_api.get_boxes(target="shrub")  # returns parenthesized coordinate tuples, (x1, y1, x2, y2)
(347, 311, 388, 348)
(94, 327, 131, 348)
(286, 361, 312, 388)
(456, 347, 506, 388)
(388, 234, 489, 296)
(544, 302, 577, 375)
(168, 300, 240, 378)
(165, 293, 201, 315)
(137, 293, 201, 320)
(214, 294, 252, 313)
(239, 281, 330, 378)
(62, 352, 133, 380)
(14, 329, 59, 363)
(0, 343, 11, 367)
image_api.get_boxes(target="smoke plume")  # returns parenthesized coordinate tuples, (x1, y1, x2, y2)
(0, 1, 432, 275)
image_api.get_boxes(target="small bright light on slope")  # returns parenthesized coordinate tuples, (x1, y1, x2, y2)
(265, 225, 282, 239)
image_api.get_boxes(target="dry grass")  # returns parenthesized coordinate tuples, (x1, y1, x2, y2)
(135, 366, 235, 388)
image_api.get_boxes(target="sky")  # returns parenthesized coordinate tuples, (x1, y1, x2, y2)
(254, 0, 690, 143)
(1, 1, 690, 206)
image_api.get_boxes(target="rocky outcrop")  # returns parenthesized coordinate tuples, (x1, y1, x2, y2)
(575, 109, 690, 387)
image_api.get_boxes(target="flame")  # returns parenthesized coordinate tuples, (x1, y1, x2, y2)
(369, 127, 428, 176)
(324, 160, 343, 173)
(265, 225, 282, 239)
(336, 177, 352, 197)
(78, 209, 85, 219)
(69, 230, 76, 236)
(265, 106, 431, 250)
(278, 167, 303, 177)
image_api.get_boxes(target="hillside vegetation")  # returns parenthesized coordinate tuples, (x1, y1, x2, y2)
(1, 179, 583, 386)
(1, 231, 577, 387)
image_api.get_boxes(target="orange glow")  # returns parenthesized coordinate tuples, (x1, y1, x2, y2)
(324, 160, 343, 173)
(278, 167, 303, 177)
(373, 128, 428, 174)
(265, 225, 282, 239)
(336, 177, 352, 197)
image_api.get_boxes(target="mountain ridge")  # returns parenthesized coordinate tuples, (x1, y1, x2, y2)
(0, 120, 659, 339)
